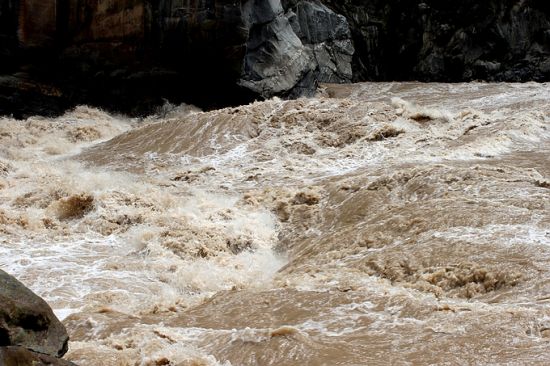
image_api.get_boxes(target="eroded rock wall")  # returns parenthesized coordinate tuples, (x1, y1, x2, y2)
(0, 0, 353, 116)
(324, 0, 550, 81)
(0, 0, 549, 117)
(240, 0, 353, 97)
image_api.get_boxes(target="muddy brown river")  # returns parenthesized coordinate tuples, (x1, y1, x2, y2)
(1, 82, 549, 365)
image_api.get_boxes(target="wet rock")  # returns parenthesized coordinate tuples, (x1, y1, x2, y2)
(0, 269, 69, 357)
(0, 346, 77, 366)
(239, 4, 316, 97)
(241, 0, 353, 97)
(287, 1, 354, 82)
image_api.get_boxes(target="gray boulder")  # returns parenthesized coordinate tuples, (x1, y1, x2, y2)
(0, 269, 69, 357)
(240, 6, 316, 97)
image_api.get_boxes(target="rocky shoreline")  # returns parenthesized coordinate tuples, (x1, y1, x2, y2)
(0, 269, 75, 365)
(0, 0, 549, 116)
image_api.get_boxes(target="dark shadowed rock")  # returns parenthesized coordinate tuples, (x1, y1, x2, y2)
(323, 0, 550, 81)
(1, 0, 549, 117)
(0, 269, 69, 357)
(0, 346, 77, 366)
(0, 0, 354, 117)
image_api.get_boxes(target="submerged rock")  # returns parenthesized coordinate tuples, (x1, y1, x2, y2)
(0, 269, 69, 357)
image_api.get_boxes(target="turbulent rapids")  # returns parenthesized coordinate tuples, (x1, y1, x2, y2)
(1, 82, 549, 365)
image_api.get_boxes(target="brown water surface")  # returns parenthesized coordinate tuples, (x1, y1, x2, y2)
(1, 83, 549, 365)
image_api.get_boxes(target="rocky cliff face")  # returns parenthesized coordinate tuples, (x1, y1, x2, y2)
(240, 0, 353, 97)
(324, 0, 550, 81)
(0, 0, 353, 117)
(0, 0, 549, 117)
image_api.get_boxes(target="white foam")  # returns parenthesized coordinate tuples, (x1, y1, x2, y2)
(53, 307, 81, 321)
(2, 83, 550, 365)
(431, 224, 550, 247)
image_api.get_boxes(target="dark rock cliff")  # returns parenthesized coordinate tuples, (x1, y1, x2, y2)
(0, 0, 353, 117)
(0, 0, 549, 117)
(324, 0, 550, 81)
(241, 0, 353, 97)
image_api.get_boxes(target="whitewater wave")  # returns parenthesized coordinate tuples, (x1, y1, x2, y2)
(1, 82, 549, 365)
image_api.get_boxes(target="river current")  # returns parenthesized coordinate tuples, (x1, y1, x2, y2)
(1, 82, 549, 365)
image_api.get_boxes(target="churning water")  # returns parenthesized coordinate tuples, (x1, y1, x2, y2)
(1, 82, 549, 365)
